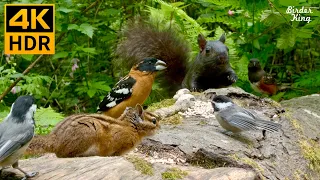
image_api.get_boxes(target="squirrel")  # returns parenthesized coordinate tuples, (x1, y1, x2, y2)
(116, 21, 238, 94)
(25, 104, 160, 158)
(182, 34, 238, 91)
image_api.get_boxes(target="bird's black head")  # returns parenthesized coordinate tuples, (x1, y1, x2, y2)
(135, 57, 167, 72)
(248, 58, 262, 70)
(10, 95, 36, 123)
(211, 95, 234, 111)
(212, 95, 233, 103)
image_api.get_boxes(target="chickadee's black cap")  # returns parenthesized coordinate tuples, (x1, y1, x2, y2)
(11, 95, 35, 118)
(212, 95, 233, 103)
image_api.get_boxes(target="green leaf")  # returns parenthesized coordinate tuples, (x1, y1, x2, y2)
(253, 39, 260, 49)
(0, 110, 9, 122)
(20, 54, 34, 61)
(79, 47, 97, 54)
(53, 52, 69, 59)
(87, 89, 96, 98)
(311, 51, 320, 56)
(303, 19, 320, 29)
(92, 81, 111, 91)
(97, 85, 111, 91)
(79, 23, 96, 38)
(56, 7, 75, 13)
(67, 24, 79, 30)
(10, 73, 23, 78)
(296, 29, 313, 38)
(277, 28, 296, 49)
(34, 106, 64, 126)
(279, 0, 300, 6)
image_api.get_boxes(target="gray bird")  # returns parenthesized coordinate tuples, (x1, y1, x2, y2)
(211, 95, 281, 134)
(0, 95, 38, 180)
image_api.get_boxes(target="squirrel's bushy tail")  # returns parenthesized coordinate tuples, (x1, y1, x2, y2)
(25, 135, 55, 156)
(116, 21, 190, 95)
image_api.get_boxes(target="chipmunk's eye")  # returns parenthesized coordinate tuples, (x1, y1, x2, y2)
(152, 118, 157, 124)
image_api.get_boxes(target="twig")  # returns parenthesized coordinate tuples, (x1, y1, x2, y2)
(0, 54, 43, 101)
(269, 50, 277, 74)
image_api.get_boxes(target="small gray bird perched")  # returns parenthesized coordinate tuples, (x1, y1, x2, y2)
(0, 95, 38, 180)
(211, 95, 281, 134)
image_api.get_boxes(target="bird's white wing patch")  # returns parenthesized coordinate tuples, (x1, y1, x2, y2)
(106, 101, 117, 108)
(115, 88, 130, 94)
(97, 75, 136, 111)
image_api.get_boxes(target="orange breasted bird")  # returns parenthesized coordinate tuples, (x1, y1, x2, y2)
(97, 57, 167, 118)
(248, 58, 277, 95)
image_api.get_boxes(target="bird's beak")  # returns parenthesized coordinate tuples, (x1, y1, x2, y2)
(211, 101, 218, 112)
(253, 62, 256, 67)
(155, 60, 167, 71)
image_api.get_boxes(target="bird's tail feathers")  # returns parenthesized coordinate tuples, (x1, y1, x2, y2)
(255, 120, 282, 132)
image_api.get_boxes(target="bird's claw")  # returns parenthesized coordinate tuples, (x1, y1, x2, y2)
(21, 172, 38, 180)
(191, 87, 200, 92)
(227, 74, 238, 83)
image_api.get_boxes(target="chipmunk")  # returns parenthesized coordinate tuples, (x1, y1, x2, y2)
(25, 104, 160, 158)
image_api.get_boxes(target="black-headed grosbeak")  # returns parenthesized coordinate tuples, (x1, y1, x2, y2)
(97, 57, 167, 118)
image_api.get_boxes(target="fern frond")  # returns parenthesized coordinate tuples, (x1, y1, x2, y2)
(147, 0, 210, 53)
(200, 0, 240, 8)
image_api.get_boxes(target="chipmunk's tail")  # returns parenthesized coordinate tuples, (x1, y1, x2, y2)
(25, 135, 56, 156)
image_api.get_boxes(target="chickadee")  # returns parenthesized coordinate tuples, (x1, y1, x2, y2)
(0, 95, 38, 180)
(211, 95, 281, 134)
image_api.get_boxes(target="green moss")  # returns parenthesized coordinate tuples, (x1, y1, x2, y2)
(241, 157, 264, 172)
(22, 154, 41, 159)
(231, 134, 254, 148)
(161, 167, 188, 180)
(230, 154, 264, 173)
(239, 157, 265, 180)
(198, 120, 208, 125)
(269, 101, 282, 108)
(147, 98, 176, 111)
(126, 155, 154, 176)
(189, 160, 217, 169)
(284, 111, 303, 133)
(299, 140, 320, 174)
(189, 155, 225, 169)
(161, 114, 183, 125)
(284, 111, 320, 176)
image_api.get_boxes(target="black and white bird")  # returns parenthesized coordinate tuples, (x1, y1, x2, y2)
(97, 57, 167, 118)
(0, 95, 38, 180)
(211, 95, 281, 134)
